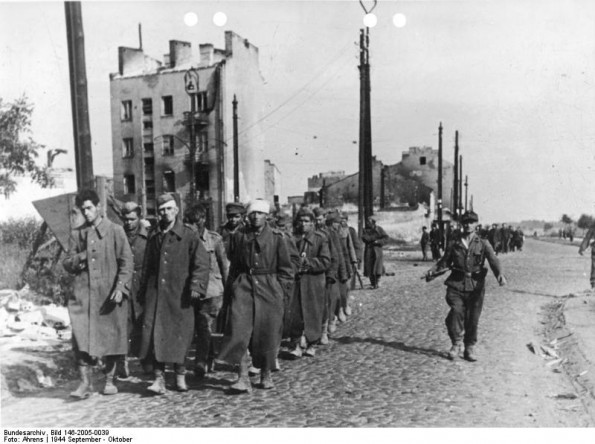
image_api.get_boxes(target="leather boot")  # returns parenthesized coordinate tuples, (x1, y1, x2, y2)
(320, 323, 329, 345)
(448, 342, 462, 360)
(102, 362, 118, 395)
(116, 357, 130, 380)
(328, 317, 337, 333)
(148, 369, 166, 395)
(464, 345, 478, 362)
(229, 357, 252, 394)
(175, 372, 188, 392)
(70, 365, 93, 399)
(260, 369, 274, 390)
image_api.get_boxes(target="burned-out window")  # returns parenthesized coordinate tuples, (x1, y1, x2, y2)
(121, 100, 132, 121)
(161, 96, 173, 116)
(163, 170, 176, 192)
(122, 138, 134, 158)
(420, 156, 426, 166)
(142, 98, 152, 116)
(123, 174, 136, 194)
(162, 135, 174, 156)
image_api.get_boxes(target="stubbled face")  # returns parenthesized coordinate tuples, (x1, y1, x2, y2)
(80, 200, 100, 225)
(227, 213, 242, 228)
(248, 211, 267, 229)
(123, 211, 140, 233)
(158, 201, 178, 226)
(296, 216, 314, 234)
(315, 215, 325, 230)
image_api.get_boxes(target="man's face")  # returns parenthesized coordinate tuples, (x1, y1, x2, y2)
(80, 200, 100, 225)
(366, 218, 375, 228)
(248, 211, 267, 229)
(227, 213, 242, 228)
(122, 211, 140, 233)
(158, 201, 178, 226)
(462, 220, 477, 234)
(331, 221, 341, 231)
(196, 215, 206, 230)
(315, 215, 324, 229)
(340, 218, 348, 227)
(296, 216, 314, 234)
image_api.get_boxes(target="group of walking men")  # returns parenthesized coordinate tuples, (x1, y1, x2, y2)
(63, 189, 390, 397)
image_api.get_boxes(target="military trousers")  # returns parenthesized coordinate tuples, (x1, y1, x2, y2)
(194, 296, 223, 369)
(444, 284, 485, 346)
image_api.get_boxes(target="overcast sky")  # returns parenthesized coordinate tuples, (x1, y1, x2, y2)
(2, 0, 595, 223)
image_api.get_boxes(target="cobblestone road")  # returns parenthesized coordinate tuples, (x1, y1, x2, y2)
(2, 238, 594, 427)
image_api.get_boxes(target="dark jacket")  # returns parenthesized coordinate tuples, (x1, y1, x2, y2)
(286, 230, 331, 342)
(126, 224, 149, 321)
(431, 232, 503, 292)
(218, 223, 294, 369)
(63, 217, 133, 357)
(362, 224, 389, 277)
(138, 219, 210, 364)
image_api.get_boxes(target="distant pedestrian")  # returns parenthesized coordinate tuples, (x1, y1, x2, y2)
(219, 202, 246, 253)
(420, 226, 429, 261)
(425, 211, 507, 362)
(579, 222, 595, 289)
(362, 216, 389, 289)
(429, 223, 441, 261)
(218, 199, 294, 393)
(138, 193, 210, 394)
(63, 189, 133, 398)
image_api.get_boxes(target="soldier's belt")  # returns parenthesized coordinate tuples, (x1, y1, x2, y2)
(240, 268, 277, 275)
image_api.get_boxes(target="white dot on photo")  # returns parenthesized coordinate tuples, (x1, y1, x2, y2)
(184, 12, 198, 27)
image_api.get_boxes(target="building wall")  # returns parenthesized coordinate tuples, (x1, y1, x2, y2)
(307, 170, 345, 192)
(264, 159, 281, 206)
(322, 158, 383, 207)
(110, 32, 266, 226)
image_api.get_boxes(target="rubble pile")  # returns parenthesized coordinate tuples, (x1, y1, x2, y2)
(0, 286, 71, 342)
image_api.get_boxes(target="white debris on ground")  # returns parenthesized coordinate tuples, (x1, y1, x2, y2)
(0, 286, 72, 395)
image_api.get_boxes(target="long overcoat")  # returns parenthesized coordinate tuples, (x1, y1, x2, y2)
(362, 224, 389, 277)
(138, 219, 209, 364)
(127, 224, 149, 321)
(63, 217, 133, 357)
(218, 223, 294, 370)
(286, 230, 331, 342)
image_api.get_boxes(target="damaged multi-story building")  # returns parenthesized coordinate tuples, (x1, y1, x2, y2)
(109, 31, 272, 227)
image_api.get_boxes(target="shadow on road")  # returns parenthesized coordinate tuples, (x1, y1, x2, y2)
(333, 335, 447, 360)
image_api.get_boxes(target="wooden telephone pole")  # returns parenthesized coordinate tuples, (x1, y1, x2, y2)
(358, 27, 373, 236)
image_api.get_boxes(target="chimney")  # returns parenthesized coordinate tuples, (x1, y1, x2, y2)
(169, 40, 192, 67)
(163, 54, 170, 67)
(199, 43, 214, 66)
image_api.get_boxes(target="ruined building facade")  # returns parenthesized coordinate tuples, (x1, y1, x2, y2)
(110, 31, 269, 227)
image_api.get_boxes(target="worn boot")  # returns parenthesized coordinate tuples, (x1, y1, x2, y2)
(338, 308, 347, 323)
(320, 323, 329, 345)
(448, 342, 462, 360)
(344, 304, 352, 316)
(102, 362, 118, 396)
(260, 369, 274, 390)
(228, 358, 252, 394)
(175, 372, 188, 392)
(70, 365, 93, 399)
(116, 357, 130, 380)
(464, 345, 477, 362)
(328, 317, 337, 333)
(148, 369, 166, 395)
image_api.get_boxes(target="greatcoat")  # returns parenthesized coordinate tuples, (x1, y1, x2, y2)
(218, 223, 294, 369)
(362, 224, 389, 277)
(286, 230, 331, 342)
(138, 219, 210, 364)
(63, 217, 133, 357)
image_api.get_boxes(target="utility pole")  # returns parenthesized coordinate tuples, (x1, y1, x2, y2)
(437, 122, 443, 241)
(464, 175, 468, 212)
(232, 95, 239, 202)
(459, 156, 464, 216)
(453, 131, 459, 222)
(184, 68, 199, 203)
(358, 27, 373, 236)
(64, 1, 94, 190)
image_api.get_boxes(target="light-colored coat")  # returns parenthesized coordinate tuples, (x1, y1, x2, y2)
(63, 217, 133, 357)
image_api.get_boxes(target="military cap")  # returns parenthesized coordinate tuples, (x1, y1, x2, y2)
(121, 201, 140, 214)
(461, 211, 479, 223)
(313, 207, 326, 217)
(326, 211, 341, 223)
(296, 208, 315, 220)
(276, 212, 292, 225)
(226, 202, 245, 216)
(246, 199, 270, 215)
(156, 193, 176, 208)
